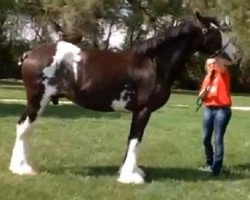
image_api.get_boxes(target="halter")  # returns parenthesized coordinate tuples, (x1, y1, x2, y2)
(209, 40, 231, 58)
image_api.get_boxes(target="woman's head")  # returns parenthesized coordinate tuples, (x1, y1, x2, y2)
(206, 58, 217, 65)
(206, 56, 230, 73)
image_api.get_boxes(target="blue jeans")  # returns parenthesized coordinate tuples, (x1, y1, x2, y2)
(203, 106, 232, 174)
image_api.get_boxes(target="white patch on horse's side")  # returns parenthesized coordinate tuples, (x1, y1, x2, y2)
(55, 41, 82, 81)
(40, 66, 58, 115)
(9, 117, 36, 175)
(39, 40, 83, 112)
(39, 80, 57, 115)
(42, 62, 57, 78)
(118, 139, 145, 184)
(111, 90, 130, 111)
(220, 31, 237, 63)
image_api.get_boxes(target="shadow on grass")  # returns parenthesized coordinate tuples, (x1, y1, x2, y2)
(39, 164, 249, 182)
(144, 166, 249, 182)
(233, 163, 250, 171)
(0, 103, 123, 119)
(0, 85, 24, 90)
(0, 80, 22, 86)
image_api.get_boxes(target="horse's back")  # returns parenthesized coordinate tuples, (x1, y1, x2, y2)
(82, 48, 133, 69)
(21, 44, 57, 74)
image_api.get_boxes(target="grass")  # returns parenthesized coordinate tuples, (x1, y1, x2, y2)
(0, 80, 26, 99)
(0, 82, 250, 200)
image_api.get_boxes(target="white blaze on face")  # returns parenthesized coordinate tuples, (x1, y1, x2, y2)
(111, 90, 131, 111)
(220, 31, 238, 63)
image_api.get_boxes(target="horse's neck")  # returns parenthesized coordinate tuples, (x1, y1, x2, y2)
(155, 37, 200, 85)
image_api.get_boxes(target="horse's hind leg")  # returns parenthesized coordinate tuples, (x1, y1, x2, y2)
(9, 88, 53, 175)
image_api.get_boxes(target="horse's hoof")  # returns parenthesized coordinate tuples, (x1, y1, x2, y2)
(117, 173, 145, 184)
(9, 164, 37, 176)
(134, 166, 146, 178)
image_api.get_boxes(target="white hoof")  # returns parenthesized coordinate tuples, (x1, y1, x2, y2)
(134, 166, 146, 178)
(118, 172, 145, 184)
(9, 164, 37, 175)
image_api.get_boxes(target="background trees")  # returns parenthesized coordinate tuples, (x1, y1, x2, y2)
(0, 0, 249, 92)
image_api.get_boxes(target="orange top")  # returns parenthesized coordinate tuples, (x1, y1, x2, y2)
(200, 58, 232, 107)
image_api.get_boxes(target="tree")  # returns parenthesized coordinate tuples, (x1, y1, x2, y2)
(0, 0, 249, 92)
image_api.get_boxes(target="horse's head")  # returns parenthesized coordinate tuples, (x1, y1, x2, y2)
(195, 11, 241, 65)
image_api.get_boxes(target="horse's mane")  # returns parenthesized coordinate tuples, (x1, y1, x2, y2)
(132, 19, 200, 54)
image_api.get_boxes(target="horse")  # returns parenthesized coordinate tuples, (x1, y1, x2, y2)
(9, 11, 241, 184)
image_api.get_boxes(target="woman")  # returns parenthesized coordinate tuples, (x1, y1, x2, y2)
(198, 57, 232, 175)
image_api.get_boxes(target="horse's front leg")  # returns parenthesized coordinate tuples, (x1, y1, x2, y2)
(118, 107, 151, 184)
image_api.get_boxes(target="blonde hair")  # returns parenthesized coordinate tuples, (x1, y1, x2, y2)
(205, 58, 216, 72)
(205, 57, 227, 73)
(206, 58, 216, 65)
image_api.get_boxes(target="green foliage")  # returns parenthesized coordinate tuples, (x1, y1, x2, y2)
(0, 0, 250, 92)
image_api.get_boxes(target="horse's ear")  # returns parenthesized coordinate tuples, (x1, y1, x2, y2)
(195, 10, 202, 20)
(195, 10, 205, 24)
(195, 10, 210, 29)
(195, 10, 209, 25)
(195, 11, 220, 30)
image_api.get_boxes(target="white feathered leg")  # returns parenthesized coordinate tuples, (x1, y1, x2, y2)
(118, 139, 145, 184)
(9, 117, 36, 175)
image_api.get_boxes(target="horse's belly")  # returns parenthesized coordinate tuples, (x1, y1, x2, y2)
(73, 91, 132, 112)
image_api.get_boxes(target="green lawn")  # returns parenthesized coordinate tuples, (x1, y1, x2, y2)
(0, 80, 25, 99)
(0, 82, 250, 200)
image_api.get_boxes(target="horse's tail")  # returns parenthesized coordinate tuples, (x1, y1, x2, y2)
(17, 51, 30, 66)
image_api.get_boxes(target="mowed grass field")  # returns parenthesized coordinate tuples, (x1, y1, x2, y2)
(0, 81, 250, 200)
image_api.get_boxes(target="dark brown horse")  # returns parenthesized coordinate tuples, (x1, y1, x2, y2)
(9, 12, 241, 184)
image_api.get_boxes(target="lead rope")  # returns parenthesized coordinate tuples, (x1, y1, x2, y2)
(196, 69, 215, 112)
(209, 40, 231, 58)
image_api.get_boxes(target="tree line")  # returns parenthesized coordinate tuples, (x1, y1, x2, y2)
(0, 0, 250, 92)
